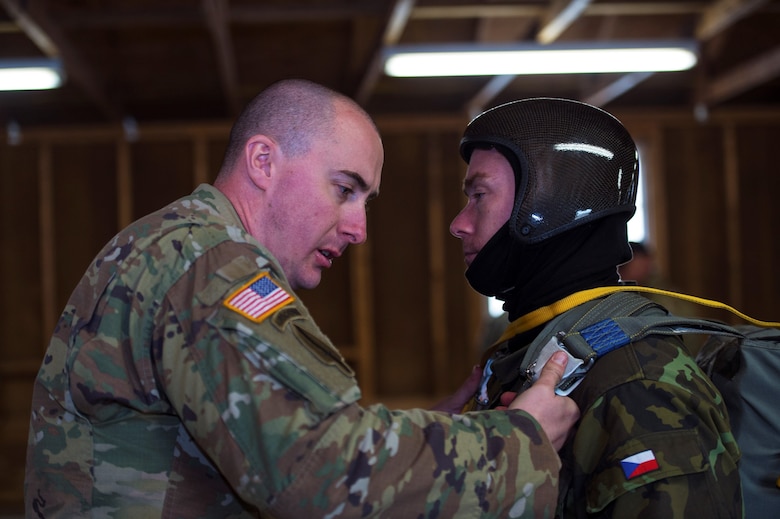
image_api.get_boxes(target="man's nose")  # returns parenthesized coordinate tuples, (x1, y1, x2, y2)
(449, 208, 470, 239)
(342, 206, 367, 244)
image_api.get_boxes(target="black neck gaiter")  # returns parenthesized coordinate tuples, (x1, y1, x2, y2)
(465, 216, 633, 321)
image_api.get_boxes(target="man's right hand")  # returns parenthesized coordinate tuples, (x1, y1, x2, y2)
(506, 351, 580, 451)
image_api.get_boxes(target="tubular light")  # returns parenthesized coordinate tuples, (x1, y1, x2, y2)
(0, 59, 64, 91)
(384, 41, 698, 77)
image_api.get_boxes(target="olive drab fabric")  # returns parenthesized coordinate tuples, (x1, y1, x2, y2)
(697, 325, 780, 519)
(26, 184, 562, 518)
(469, 294, 743, 518)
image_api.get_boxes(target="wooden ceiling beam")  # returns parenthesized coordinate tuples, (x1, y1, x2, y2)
(538, 0, 593, 44)
(702, 44, 780, 105)
(354, 0, 415, 106)
(412, 2, 707, 20)
(696, 0, 769, 40)
(464, 0, 593, 115)
(202, 0, 241, 116)
(582, 72, 655, 107)
(1, 0, 123, 121)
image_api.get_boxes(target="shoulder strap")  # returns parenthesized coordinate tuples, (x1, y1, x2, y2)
(492, 285, 778, 398)
(498, 285, 780, 344)
(520, 291, 754, 396)
(518, 291, 661, 395)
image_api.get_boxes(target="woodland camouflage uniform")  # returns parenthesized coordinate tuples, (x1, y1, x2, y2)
(25, 184, 561, 518)
(453, 97, 743, 518)
(468, 301, 743, 518)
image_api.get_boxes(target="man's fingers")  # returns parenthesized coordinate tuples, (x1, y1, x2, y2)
(534, 351, 568, 389)
(429, 365, 482, 412)
(499, 391, 517, 407)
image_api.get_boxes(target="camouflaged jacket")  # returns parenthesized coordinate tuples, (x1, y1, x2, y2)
(469, 302, 743, 518)
(25, 184, 562, 518)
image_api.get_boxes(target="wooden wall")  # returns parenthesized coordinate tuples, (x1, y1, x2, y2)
(1, 108, 778, 513)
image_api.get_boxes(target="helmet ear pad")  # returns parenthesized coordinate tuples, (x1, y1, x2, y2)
(460, 98, 639, 246)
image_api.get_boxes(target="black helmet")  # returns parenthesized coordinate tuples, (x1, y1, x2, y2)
(460, 98, 639, 244)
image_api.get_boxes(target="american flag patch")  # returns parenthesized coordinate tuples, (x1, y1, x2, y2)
(620, 449, 660, 480)
(224, 272, 294, 322)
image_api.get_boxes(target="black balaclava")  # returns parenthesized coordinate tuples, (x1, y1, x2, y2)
(466, 214, 633, 321)
(458, 98, 639, 321)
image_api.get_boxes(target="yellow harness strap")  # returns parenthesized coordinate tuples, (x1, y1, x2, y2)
(496, 285, 780, 346)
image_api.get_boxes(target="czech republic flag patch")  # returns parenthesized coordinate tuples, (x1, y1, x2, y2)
(620, 449, 660, 480)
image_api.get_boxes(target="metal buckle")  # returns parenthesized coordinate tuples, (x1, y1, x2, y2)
(526, 332, 592, 396)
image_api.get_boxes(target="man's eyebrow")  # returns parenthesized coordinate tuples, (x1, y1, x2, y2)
(342, 170, 379, 200)
(463, 171, 488, 192)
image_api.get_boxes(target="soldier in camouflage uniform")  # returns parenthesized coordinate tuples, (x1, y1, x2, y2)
(450, 98, 743, 518)
(25, 79, 580, 518)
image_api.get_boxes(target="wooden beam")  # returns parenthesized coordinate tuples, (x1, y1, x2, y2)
(722, 124, 743, 309)
(412, 2, 707, 20)
(117, 140, 133, 229)
(696, 0, 769, 40)
(702, 45, 780, 105)
(202, 0, 241, 116)
(462, 0, 593, 115)
(355, 0, 415, 106)
(350, 241, 377, 402)
(38, 141, 57, 339)
(538, 0, 593, 44)
(193, 134, 209, 187)
(582, 71, 655, 107)
(426, 134, 448, 396)
(466, 75, 516, 118)
(1, 0, 123, 121)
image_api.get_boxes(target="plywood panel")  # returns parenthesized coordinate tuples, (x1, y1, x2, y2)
(735, 124, 780, 321)
(51, 142, 119, 315)
(372, 133, 433, 397)
(661, 124, 731, 319)
(131, 140, 195, 218)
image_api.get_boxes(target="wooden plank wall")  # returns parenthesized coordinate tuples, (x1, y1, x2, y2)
(1, 108, 779, 513)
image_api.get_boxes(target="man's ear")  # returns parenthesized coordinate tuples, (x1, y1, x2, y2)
(244, 134, 276, 189)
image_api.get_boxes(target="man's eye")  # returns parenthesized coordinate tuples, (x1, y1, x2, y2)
(338, 185, 354, 197)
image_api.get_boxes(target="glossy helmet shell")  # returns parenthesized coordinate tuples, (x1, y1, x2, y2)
(460, 98, 639, 244)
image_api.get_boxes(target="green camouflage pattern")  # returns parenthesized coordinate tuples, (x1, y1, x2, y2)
(471, 326, 743, 518)
(26, 184, 562, 518)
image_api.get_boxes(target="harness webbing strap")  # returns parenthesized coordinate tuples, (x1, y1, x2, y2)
(497, 285, 780, 345)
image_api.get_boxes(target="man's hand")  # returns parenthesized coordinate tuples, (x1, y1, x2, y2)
(429, 365, 482, 413)
(507, 351, 580, 451)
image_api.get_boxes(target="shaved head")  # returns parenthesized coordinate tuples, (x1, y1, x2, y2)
(219, 79, 376, 176)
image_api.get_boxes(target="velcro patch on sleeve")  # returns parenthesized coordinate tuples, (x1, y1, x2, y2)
(223, 272, 294, 323)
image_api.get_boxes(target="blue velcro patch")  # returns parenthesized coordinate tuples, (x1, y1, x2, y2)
(580, 319, 631, 356)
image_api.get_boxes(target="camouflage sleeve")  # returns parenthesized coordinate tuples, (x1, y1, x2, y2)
(159, 241, 562, 518)
(564, 336, 742, 518)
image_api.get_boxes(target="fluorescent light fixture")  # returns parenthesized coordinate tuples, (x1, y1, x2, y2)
(0, 58, 64, 91)
(384, 41, 698, 77)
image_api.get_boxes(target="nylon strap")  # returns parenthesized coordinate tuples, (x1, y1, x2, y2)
(497, 285, 780, 345)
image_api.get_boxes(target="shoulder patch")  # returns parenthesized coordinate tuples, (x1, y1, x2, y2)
(620, 449, 659, 479)
(223, 272, 294, 323)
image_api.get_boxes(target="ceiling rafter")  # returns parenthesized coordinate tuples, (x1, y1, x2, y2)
(202, 0, 241, 116)
(696, 0, 770, 40)
(702, 44, 780, 104)
(411, 2, 708, 20)
(354, 0, 415, 106)
(583, 72, 655, 107)
(464, 0, 594, 114)
(1, 1, 778, 128)
(1, 0, 123, 121)
(538, 0, 594, 44)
